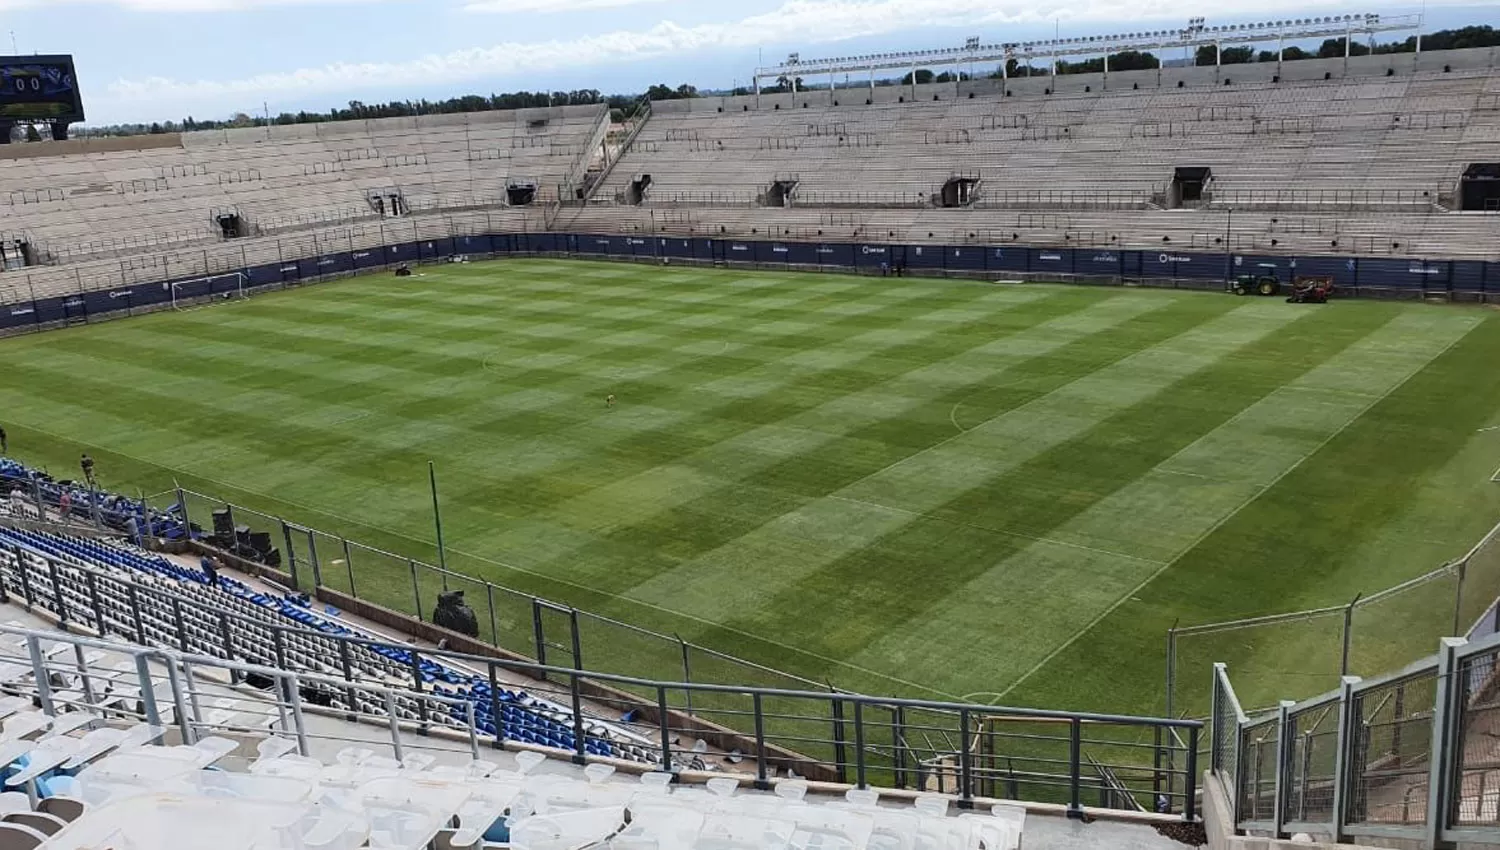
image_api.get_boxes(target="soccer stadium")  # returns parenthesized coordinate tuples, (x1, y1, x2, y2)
(0, 11, 1497, 850)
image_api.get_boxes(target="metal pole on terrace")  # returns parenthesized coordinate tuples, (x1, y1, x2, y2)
(1223, 207, 1234, 282)
(429, 461, 449, 583)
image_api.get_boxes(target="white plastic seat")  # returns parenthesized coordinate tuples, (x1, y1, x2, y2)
(36, 796, 85, 823)
(1, 813, 65, 837)
(0, 822, 46, 850)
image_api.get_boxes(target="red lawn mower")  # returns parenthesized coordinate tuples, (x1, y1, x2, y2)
(1286, 275, 1335, 304)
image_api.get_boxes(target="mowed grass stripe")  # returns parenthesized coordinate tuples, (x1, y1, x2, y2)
(622, 300, 1297, 625)
(527, 294, 1182, 591)
(3, 260, 1496, 709)
(0, 268, 1068, 544)
(35, 275, 986, 488)
(842, 308, 1478, 697)
(713, 302, 1394, 677)
(421, 290, 1124, 577)
(1009, 310, 1500, 714)
(386, 289, 1102, 568)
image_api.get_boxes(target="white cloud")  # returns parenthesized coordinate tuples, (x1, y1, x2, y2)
(0, 0, 375, 9)
(92, 0, 1461, 120)
(463, 0, 668, 12)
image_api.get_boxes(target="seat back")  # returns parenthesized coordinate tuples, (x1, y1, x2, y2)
(38, 796, 86, 823)
(3, 812, 66, 836)
(0, 822, 45, 850)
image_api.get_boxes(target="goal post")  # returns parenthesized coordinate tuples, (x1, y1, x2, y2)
(170, 272, 248, 311)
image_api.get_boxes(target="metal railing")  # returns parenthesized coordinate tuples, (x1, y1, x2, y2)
(0, 526, 1203, 813)
(1204, 187, 1440, 213)
(0, 622, 484, 764)
(1171, 516, 1500, 718)
(1213, 628, 1500, 845)
(172, 487, 837, 699)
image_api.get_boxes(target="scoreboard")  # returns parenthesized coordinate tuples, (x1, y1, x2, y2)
(0, 55, 84, 124)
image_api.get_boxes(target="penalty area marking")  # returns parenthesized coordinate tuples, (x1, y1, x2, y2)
(948, 388, 991, 434)
(949, 402, 967, 434)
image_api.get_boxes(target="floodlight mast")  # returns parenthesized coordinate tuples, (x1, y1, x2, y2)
(749, 14, 1421, 89)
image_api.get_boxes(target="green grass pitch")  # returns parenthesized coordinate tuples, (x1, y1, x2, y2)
(3, 258, 1500, 717)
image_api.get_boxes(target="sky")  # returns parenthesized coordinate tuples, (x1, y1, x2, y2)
(0, 0, 1494, 125)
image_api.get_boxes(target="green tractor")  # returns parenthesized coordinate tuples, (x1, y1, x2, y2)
(1226, 273, 1281, 297)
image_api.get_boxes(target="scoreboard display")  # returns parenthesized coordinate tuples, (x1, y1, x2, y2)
(0, 55, 84, 123)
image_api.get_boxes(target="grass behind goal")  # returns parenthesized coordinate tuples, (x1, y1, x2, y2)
(2, 258, 1499, 717)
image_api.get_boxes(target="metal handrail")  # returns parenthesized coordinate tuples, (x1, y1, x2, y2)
(0, 532, 1201, 816)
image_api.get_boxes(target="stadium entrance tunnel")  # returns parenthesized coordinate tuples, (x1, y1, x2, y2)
(506, 179, 539, 207)
(368, 190, 407, 218)
(214, 210, 248, 239)
(1460, 163, 1500, 211)
(0, 235, 37, 270)
(939, 173, 982, 208)
(626, 173, 652, 206)
(1169, 166, 1213, 208)
(764, 175, 800, 207)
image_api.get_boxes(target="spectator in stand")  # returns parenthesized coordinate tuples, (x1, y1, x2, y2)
(0, 424, 7, 455)
(80, 453, 96, 488)
(8, 488, 25, 518)
(200, 555, 220, 587)
(59, 490, 71, 519)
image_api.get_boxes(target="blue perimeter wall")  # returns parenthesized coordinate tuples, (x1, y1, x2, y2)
(4, 232, 1498, 332)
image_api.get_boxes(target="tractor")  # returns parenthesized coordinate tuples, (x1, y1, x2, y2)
(1227, 273, 1282, 297)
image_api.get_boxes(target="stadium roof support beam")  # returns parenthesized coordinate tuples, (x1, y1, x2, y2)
(751, 13, 1421, 97)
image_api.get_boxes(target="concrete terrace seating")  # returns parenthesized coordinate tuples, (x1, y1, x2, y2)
(0, 528, 652, 764)
(564, 56, 1500, 260)
(0, 104, 608, 301)
(43, 741, 1026, 850)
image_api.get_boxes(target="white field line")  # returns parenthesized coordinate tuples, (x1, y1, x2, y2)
(995, 324, 1476, 700)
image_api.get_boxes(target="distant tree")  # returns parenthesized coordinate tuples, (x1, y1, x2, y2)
(644, 83, 699, 100)
(1419, 25, 1500, 50)
(1318, 37, 1371, 58)
(1257, 46, 1311, 62)
(899, 69, 936, 85)
(932, 71, 970, 83)
(993, 58, 1048, 78)
(1051, 53, 1159, 76)
(1107, 50, 1160, 71)
(1370, 26, 1499, 55)
(1196, 45, 1255, 65)
(148, 122, 165, 134)
(1056, 58, 1104, 75)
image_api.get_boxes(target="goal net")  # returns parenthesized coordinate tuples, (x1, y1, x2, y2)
(170, 272, 248, 311)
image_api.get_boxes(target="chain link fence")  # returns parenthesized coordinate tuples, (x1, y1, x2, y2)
(1171, 517, 1500, 719)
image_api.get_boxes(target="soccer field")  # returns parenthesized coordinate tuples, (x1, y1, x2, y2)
(3, 258, 1500, 716)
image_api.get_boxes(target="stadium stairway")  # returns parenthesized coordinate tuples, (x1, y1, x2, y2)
(0, 666, 1057, 850)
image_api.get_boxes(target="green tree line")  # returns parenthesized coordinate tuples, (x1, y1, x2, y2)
(68, 25, 1500, 137)
(1197, 25, 1499, 65)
